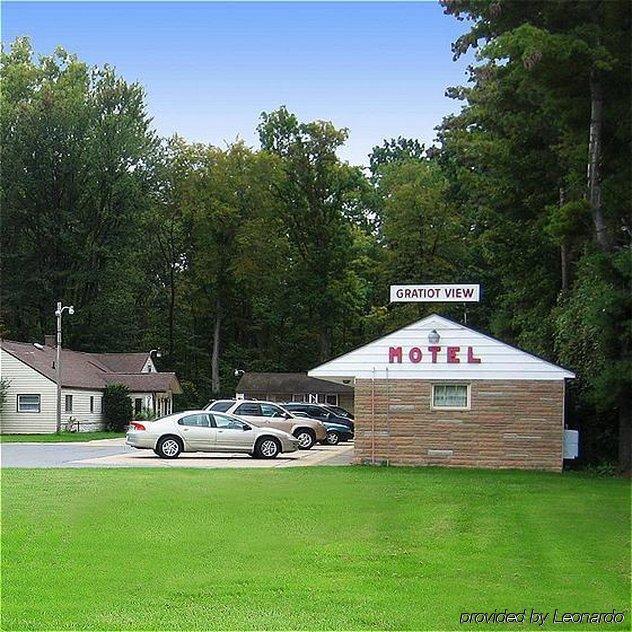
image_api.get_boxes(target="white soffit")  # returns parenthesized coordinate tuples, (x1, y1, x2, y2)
(308, 314, 575, 382)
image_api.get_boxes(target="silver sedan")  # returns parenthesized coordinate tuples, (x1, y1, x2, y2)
(126, 410, 300, 459)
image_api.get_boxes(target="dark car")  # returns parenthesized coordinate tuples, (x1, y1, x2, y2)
(283, 402, 354, 431)
(322, 403, 354, 421)
(289, 411, 353, 445)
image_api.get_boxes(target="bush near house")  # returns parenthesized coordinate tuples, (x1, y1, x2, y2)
(102, 384, 133, 431)
(0, 377, 10, 414)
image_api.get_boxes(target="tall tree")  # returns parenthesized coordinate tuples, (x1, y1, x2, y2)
(258, 107, 370, 361)
(440, 0, 631, 470)
(1, 38, 156, 349)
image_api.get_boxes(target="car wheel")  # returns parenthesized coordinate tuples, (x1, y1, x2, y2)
(156, 436, 182, 459)
(254, 437, 281, 459)
(326, 430, 340, 446)
(294, 428, 315, 450)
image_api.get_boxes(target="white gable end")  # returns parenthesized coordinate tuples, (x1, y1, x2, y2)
(309, 314, 575, 382)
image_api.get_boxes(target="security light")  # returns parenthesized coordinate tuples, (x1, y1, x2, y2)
(428, 329, 440, 344)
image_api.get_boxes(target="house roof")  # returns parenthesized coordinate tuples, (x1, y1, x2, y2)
(90, 352, 150, 373)
(1, 340, 181, 393)
(236, 372, 353, 394)
(309, 314, 575, 382)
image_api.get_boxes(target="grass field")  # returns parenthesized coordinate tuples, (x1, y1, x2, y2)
(0, 431, 125, 443)
(1, 467, 629, 630)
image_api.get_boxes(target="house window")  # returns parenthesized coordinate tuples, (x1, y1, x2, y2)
(308, 393, 318, 403)
(325, 394, 338, 405)
(17, 394, 41, 413)
(134, 398, 143, 416)
(432, 384, 470, 410)
(90, 396, 94, 413)
(64, 394, 73, 413)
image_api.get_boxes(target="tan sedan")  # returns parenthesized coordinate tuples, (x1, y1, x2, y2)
(126, 410, 300, 459)
(206, 400, 327, 449)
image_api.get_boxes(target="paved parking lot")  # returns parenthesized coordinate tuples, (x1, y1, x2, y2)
(1, 438, 354, 468)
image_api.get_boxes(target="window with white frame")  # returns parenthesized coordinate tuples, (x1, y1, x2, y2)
(432, 384, 470, 410)
(64, 394, 73, 413)
(90, 396, 95, 413)
(17, 394, 41, 413)
(325, 394, 338, 405)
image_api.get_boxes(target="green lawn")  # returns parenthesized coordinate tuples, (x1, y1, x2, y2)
(0, 431, 125, 443)
(1, 468, 629, 630)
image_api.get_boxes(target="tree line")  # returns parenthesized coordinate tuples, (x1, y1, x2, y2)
(1, 1, 630, 470)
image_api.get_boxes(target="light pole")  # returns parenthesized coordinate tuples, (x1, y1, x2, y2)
(148, 349, 161, 414)
(55, 301, 74, 434)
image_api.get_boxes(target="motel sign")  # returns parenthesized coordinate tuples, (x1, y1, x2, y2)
(390, 284, 480, 303)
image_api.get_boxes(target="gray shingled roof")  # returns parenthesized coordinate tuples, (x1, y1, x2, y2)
(1, 340, 181, 393)
(236, 372, 353, 394)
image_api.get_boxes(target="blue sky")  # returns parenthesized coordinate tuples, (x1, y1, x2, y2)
(2, 2, 473, 165)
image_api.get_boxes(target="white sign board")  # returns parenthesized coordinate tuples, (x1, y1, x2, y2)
(390, 284, 480, 303)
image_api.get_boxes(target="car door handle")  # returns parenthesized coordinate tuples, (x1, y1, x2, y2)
(182, 428, 189, 432)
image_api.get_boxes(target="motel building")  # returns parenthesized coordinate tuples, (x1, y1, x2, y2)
(309, 314, 576, 472)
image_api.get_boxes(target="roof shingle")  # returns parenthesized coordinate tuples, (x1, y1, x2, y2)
(1, 340, 181, 393)
(236, 372, 353, 394)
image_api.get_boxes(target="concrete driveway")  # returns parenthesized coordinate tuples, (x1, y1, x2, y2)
(1, 438, 354, 468)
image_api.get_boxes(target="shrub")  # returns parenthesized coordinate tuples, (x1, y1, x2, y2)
(0, 378, 10, 414)
(103, 384, 133, 431)
(135, 407, 156, 421)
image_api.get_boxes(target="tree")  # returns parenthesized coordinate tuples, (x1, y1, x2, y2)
(102, 384, 133, 431)
(369, 136, 426, 178)
(440, 0, 631, 470)
(0, 37, 156, 350)
(258, 106, 371, 360)
(0, 379, 10, 415)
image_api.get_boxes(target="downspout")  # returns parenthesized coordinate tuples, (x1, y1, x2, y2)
(386, 366, 390, 466)
(371, 366, 376, 465)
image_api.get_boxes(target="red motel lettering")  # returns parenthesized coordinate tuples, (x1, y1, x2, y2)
(447, 346, 460, 363)
(387, 345, 481, 364)
(467, 347, 481, 364)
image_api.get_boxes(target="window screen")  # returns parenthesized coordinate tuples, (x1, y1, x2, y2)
(17, 394, 40, 413)
(432, 384, 469, 409)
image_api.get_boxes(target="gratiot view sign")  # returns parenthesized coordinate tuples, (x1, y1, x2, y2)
(390, 284, 480, 303)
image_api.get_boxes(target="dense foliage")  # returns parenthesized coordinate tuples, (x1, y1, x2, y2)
(1, 1, 630, 469)
(102, 384, 133, 431)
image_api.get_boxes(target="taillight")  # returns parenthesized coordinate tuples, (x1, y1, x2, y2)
(130, 422, 146, 431)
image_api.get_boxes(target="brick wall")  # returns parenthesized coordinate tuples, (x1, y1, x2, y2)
(354, 379, 564, 472)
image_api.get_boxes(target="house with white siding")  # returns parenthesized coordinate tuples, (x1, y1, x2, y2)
(0, 338, 181, 433)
